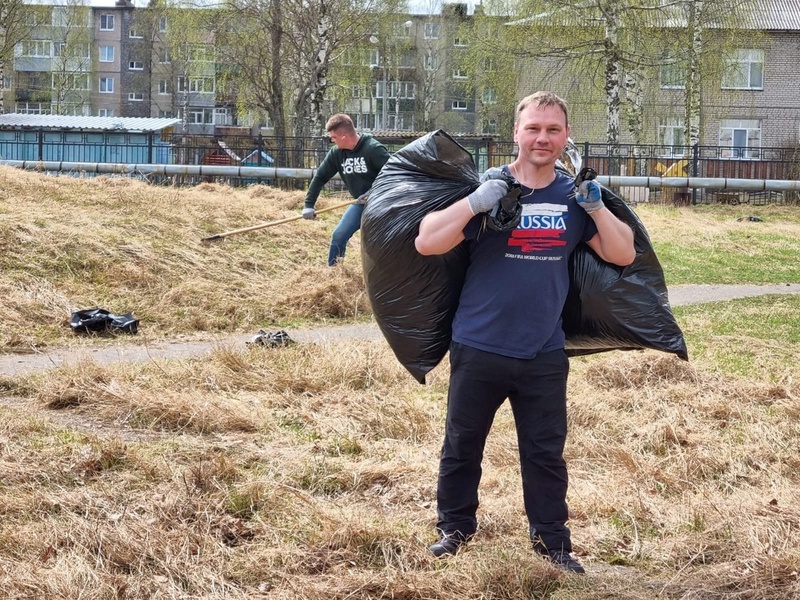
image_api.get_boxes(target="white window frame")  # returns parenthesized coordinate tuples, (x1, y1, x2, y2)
(99, 14, 115, 31)
(453, 36, 467, 48)
(658, 117, 686, 157)
(98, 108, 113, 117)
(20, 40, 51, 58)
(722, 49, 764, 90)
(99, 77, 114, 93)
(424, 51, 438, 71)
(452, 100, 467, 111)
(129, 28, 143, 39)
(129, 60, 144, 71)
(128, 92, 144, 101)
(482, 87, 497, 104)
(719, 119, 761, 159)
(158, 79, 170, 94)
(660, 56, 685, 89)
(452, 69, 468, 80)
(99, 45, 114, 63)
(158, 16, 168, 32)
(424, 22, 439, 39)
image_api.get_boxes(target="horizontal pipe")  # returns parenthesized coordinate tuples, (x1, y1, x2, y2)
(596, 175, 800, 191)
(0, 159, 324, 180)
(2, 160, 799, 192)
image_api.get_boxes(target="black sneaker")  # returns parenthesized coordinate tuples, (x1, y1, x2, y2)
(545, 549, 586, 574)
(428, 531, 469, 557)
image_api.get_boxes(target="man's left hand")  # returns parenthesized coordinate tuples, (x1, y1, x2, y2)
(576, 180, 604, 214)
(354, 192, 369, 205)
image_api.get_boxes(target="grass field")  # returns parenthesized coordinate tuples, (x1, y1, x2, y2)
(0, 167, 798, 599)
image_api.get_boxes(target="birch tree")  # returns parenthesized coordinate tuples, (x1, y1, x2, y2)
(0, 0, 26, 114)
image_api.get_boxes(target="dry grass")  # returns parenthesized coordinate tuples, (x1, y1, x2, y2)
(0, 166, 365, 349)
(0, 170, 798, 598)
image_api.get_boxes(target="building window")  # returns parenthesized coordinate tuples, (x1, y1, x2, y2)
(98, 108, 113, 117)
(482, 119, 497, 134)
(20, 40, 51, 57)
(158, 110, 173, 118)
(452, 69, 468, 80)
(55, 43, 90, 59)
(185, 108, 213, 124)
(453, 37, 467, 47)
(188, 45, 214, 62)
(99, 46, 114, 62)
(720, 119, 761, 158)
(129, 61, 144, 71)
(482, 87, 497, 104)
(100, 14, 115, 31)
(722, 49, 764, 90)
(350, 84, 368, 98)
(129, 28, 143, 39)
(424, 51, 438, 71)
(128, 92, 144, 101)
(483, 57, 495, 71)
(369, 49, 380, 68)
(52, 73, 90, 91)
(660, 55, 685, 89)
(157, 48, 171, 64)
(99, 77, 114, 93)
(452, 100, 467, 111)
(424, 22, 439, 39)
(658, 117, 686, 156)
(178, 77, 215, 94)
(159, 16, 168, 32)
(387, 81, 416, 99)
(158, 79, 170, 94)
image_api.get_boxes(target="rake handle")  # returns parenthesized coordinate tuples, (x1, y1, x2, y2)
(201, 199, 354, 242)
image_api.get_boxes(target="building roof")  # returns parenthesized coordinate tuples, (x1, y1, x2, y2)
(0, 114, 182, 132)
(506, 0, 800, 31)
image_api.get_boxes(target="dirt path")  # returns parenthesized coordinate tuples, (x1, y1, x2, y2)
(1, 283, 799, 378)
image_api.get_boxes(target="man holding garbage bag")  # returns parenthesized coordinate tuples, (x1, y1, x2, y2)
(302, 113, 390, 266)
(415, 91, 635, 573)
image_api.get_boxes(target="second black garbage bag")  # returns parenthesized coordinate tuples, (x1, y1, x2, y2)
(361, 130, 687, 384)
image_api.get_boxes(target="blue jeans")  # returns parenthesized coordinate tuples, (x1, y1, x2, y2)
(328, 203, 364, 266)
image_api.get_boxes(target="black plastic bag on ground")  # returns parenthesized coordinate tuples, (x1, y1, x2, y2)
(362, 130, 687, 384)
(70, 308, 139, 334)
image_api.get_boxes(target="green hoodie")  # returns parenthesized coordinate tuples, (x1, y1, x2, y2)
(304, 134, 390, 209)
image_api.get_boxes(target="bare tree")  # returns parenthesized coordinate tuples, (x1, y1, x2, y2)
(0, 0, 31, 113)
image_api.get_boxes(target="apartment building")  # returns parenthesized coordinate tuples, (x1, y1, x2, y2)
(4, 0, 800, 150)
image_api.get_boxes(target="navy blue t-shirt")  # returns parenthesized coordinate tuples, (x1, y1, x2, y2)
(451, 170, 598, 359)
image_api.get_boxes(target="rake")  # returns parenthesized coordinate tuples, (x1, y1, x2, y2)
(201, 200, 354, 242)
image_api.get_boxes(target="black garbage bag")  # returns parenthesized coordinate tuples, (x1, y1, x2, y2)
(562, 186, 689, 360)
(362, 130, 687, 384)
(362, 130, 477, 384)
(70, 308, 139, 334)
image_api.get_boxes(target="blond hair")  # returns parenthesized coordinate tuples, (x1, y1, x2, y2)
(515, 92, 569, 125)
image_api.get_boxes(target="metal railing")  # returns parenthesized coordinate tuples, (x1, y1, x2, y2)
(1, 133, 798, 204)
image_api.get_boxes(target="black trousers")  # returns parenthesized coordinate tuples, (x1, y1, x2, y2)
(436, 342, 572, 553)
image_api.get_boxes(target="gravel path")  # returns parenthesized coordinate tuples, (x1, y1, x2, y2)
(1, 283, 799, 377)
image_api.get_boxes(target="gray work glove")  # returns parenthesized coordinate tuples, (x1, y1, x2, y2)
(576, 180, 604, 214)
(301, 207, 316, 220)
(480, 167, 506, 183)
(466, 179, 509, 215)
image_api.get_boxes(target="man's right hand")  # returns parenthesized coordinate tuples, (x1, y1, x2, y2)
(466, 179, 509, 215)
(301, 207, 316, 220)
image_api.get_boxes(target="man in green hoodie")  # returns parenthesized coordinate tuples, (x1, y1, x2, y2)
(302, 114, 390, 266)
